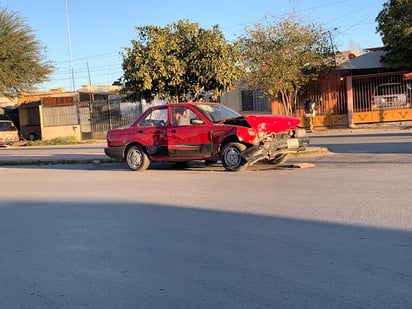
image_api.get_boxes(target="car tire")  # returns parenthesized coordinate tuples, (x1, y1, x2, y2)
(28, 133, 36, 141)
(265, 154, 289, 166)
(221, 142, 247, 171)
(125, 145, 150, 171)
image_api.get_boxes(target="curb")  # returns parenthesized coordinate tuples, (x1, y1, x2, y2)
(0, 158, 114, 166)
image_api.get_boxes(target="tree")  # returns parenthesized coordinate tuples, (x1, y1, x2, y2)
(121, 20, 244, 103)
(238, 14, 335, 115)
(376, 0, 412, 69)
(0, 7, 53, 96)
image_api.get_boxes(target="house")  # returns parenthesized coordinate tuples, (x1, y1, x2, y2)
(322, 48, 412, 127)
(15, 85, 140, 141)
(18, 89, 81, 140)
(222, 48, 412, 128)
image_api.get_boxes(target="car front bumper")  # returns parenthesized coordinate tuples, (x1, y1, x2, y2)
(241, 128, 309, 164)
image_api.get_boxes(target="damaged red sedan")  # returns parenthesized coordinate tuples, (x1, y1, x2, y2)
(104, 102, 309, 171)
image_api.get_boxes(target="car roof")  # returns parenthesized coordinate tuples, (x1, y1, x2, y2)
(152, 102, 220, 108)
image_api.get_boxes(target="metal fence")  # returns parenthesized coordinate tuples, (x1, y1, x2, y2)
(43, 105, 78, 127)
(352, 72, 410, 112)
(77, 100, 144, 139)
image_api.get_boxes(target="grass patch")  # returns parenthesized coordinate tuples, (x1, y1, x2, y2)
(21, 136, 104, 146)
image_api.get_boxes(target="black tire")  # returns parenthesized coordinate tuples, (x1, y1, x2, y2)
(125, 145, 150, 171)
(265, 154, 289, 166)
(221, 142, 247, 171)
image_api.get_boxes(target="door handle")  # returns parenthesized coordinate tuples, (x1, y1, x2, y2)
(170, 129, 177, 133)
(137, 130, 144, 134)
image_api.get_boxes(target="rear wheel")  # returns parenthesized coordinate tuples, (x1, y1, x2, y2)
(125, 145, 150, 171)
(221, 142, 247, 171)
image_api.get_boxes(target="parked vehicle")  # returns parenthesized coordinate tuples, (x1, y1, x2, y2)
(0, 120, 20, 146)
(371, 83, 411, 110)
(104, 102, 309, 171)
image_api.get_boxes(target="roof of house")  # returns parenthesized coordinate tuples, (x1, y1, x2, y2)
(337, 50, 386, 70)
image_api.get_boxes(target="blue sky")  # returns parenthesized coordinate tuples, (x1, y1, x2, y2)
(1, 0, 386, 91)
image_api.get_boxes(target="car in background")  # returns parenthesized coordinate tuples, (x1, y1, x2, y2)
(371, 82, 411, 110)
(105, 102, 309, 171)
(0, 120, 20, 146)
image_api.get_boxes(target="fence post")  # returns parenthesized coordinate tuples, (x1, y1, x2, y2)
(346, 75, 354, 128)
(107, 99, 112, 129)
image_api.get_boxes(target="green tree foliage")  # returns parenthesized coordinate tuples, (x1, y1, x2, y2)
(0, 7, 53, 96)
(122, 20, 244, 103)
(239, 14, 335, 115)
(376, 0, 412, 69)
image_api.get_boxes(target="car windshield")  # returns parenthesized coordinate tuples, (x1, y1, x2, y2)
(375, 83, 406, 96)
(0, 121, 16, 131)
(194, 104, 241, 122)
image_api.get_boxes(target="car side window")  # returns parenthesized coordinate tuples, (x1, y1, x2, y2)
(138, 107, 168, 127)
(171, 106, 198, 126)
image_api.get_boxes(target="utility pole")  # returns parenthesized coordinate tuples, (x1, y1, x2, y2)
(328, 29, 337, 67)
(65, 0, 75, 91)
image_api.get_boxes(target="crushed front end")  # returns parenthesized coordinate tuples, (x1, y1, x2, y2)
(240, 127, 309, 165)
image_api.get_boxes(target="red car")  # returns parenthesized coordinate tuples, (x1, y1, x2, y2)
(104, 102, 309, 171)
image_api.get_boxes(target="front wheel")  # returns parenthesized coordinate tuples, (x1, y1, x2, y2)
(125, 145, 150, 171)
(221, 142, 247, 171)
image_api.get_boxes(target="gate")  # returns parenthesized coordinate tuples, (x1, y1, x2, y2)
(78, 100, 143, 139)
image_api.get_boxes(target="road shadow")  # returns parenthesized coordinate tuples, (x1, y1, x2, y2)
(0, 200, 411, 309)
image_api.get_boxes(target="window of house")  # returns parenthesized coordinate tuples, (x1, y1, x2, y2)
(241, 90, 269, 111)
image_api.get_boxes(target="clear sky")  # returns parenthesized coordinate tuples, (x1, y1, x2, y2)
(1, 0, 386, 91)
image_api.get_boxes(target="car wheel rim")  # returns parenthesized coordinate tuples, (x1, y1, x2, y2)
(225, 147, 241, 168)
(128, 149, 143, 168)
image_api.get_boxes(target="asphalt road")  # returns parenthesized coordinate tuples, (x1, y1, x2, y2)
(0, 130, 411, 309)
(0, 144, 107, 162)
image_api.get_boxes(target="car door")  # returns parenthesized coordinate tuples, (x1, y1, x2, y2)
(135, 106, 168, 157)
(167, 105, 213, 158)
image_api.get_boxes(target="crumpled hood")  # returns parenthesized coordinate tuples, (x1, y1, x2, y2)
(243, 115, 301, 133)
